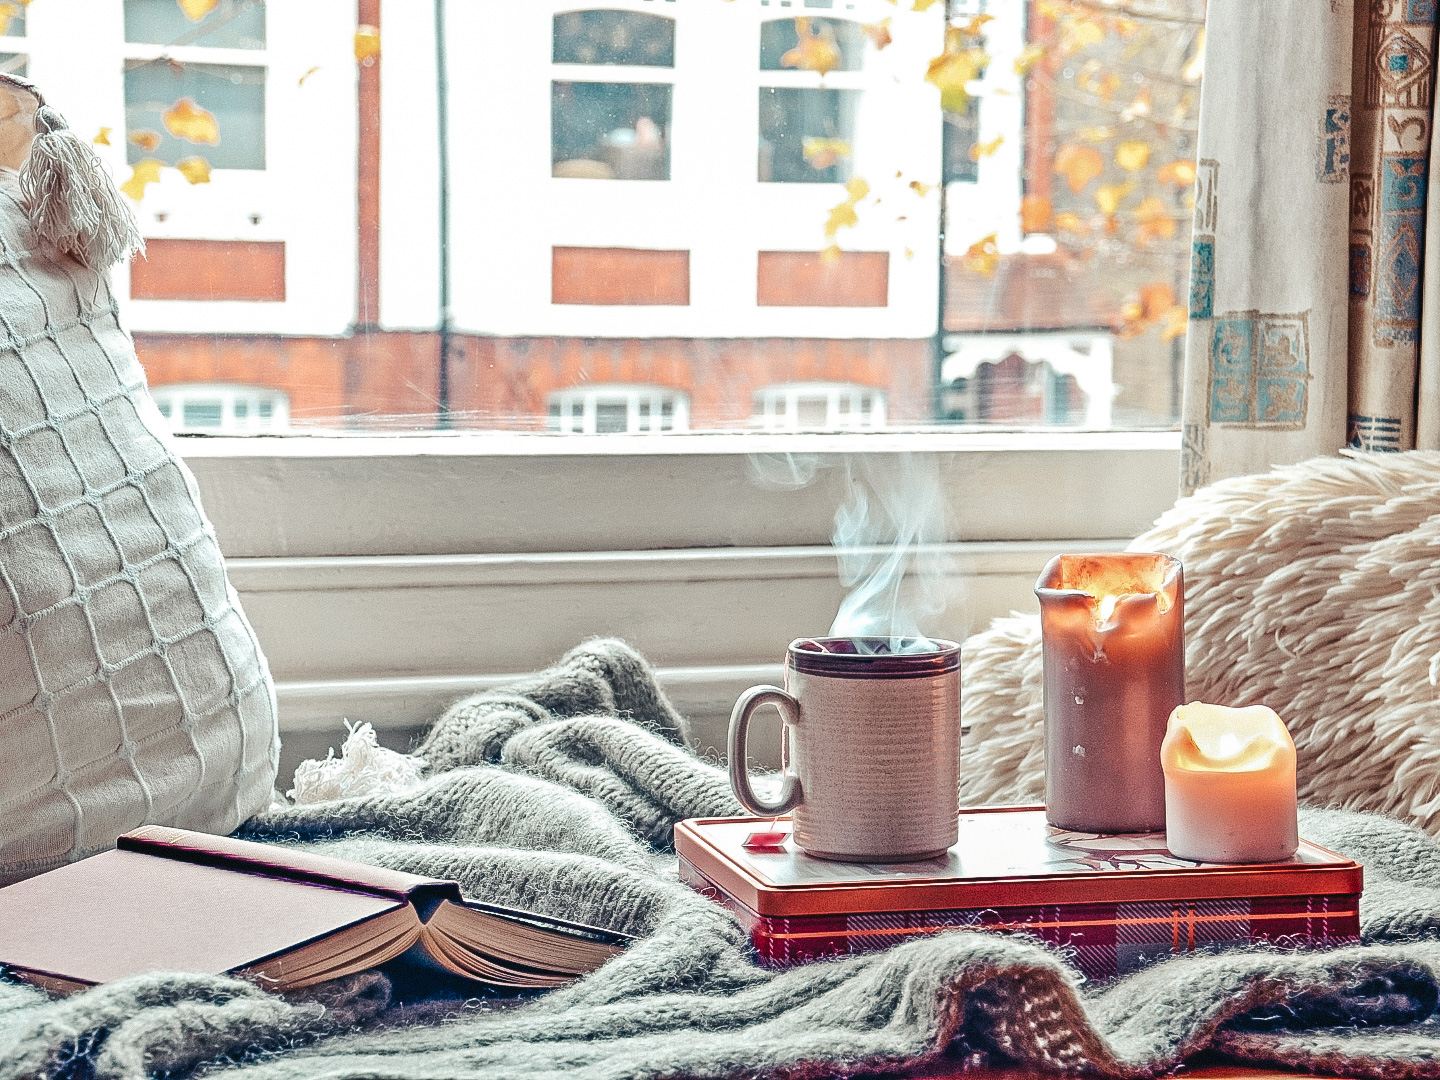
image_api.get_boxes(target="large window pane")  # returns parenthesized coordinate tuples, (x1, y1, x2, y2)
(125, 61, 265, 170)
(552, 81, 671, 180)
(759, 17, 864, 72)
(759, 87, 858, 183)
(124, 0, 266, 50)
(553, 10, 674, 67)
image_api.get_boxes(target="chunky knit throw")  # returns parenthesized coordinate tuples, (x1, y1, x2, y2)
(10, 639, 1440, 1078)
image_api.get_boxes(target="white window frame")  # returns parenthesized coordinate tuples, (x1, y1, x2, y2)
(178, 431, 1182, 780)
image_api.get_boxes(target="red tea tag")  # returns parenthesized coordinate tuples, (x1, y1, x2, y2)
(742, 827, 789, 851)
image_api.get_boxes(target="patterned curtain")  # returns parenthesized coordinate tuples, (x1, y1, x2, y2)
(1181, 0, 1440, 495)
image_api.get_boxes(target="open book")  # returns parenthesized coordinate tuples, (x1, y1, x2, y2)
(0, 826, 629, 994)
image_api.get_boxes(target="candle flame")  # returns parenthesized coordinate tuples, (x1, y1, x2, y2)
(1097, 594, 1118, 621)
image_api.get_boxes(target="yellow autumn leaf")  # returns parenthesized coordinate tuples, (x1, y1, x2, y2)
(1139, 282, 1177, 321)
(861, 18, 891, 50)
(824, 201, 857, 238)
(1094, 179, 1135, 216)
(1121, 87, 1152, 122)
(969, 134, 1003, 161)
(178, 0, 219, 20)
(844, 176, 869, 202)
(1014, 43, 1046, 76)
(119, 158, 164, 202)
(298, 65, 320, 87)
(1160, 303, 1188, 341)
(961, 14, 993, 35)
(354, 23, 381, 64)
(1061, 18, 1105, 55)
(820, 243, 844, 265)
(912, 0, 941, 10)
(1076, 125, 1114, 143)
(905, 247, 914, 260)
(802, 137, 851, 170)
(1156, 159, 1198, 187)
(908, 179, 933, 197)
(1054, 210, 1089, 235)
(162, 98, 220, 145)
(1133, 195, 1177, 244)
(961, 232, 1000, 276)
(1021, 194, 1052, 233)
(93, 126, 112, 146)
(925, 27, 989, 114)
(175, 156, 211, 184)
(128, 128, 162, 153)
(1054, 143, 1104, 193)
(1114, 139, 1151, 171)
(781, 17, 840, 77)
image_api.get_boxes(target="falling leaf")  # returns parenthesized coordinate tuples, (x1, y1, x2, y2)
(824, 177, 870, 238)
(821, 243, 844, 265)
(178, 0, 219, 20)
(861, 18, 892, 50)
(1160, 304, 1188, 341)
(1094, 179, 1135, 216)
(803, 137, 852, 170)
(298, 65, 320, 87)
(1133, 195, 1177, 244)
(912, 0, 941, 10)
(1182, 27, 1205, 82)
(1021, 194, 1052, 233)
(1014, 43, 1046, 76)
(844, 176, 869, 202)
(969, 134, 1003, 161)
(961, 232, 1000, 276)
(905, 247, 914, 260)
(175, 156, 211, 184)
(908, 180, 933, 197)
(128, 128, 162, 153)
(1054, 143, 1104, 193)
(1120, 87, 1152, 122)
(1060, 18, 1105, 55)
(1113, 17, 1140, 39)
(354, 23, 381, 64)
(961, 13, 993, 35)
(162, 98, 219, 145)
(93, 127, 112, 146)
(926, 26, 989, 114)
(1054, 210, 1089, 235)
(895, 215, 908, 221)
(119, 158, 164, 202)
(1115, 140, 1151, 171)
(1156, 159, 1197, 187)
(1078, 62, 1123, 102)
(781, 17, 841, 77)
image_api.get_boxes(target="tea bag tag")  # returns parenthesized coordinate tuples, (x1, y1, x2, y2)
(742, 821, 789, 851)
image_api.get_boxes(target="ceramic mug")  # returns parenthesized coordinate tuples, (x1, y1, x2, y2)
(727, 636, 961, 862)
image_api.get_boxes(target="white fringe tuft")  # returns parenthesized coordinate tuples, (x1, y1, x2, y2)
(288, 720, 428, 805)
(19, 105, 143, 270)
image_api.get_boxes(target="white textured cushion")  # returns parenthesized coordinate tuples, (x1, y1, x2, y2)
(0, 177, 278, 883)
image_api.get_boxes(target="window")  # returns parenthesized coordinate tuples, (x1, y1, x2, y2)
(124, 0, 265, 50)
(124, 60, 266, 170)
(551, 81, 671, 180)
(151, 384, 289, 434)
(753, 383, 887, 430)
(553, 10, 674, 66)
(547, 385, 689, 433)
(759, 18, 864, 72)
(758, 87, 859, 183)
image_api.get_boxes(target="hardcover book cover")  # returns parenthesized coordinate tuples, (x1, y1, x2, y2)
(676, 807, 1362, 981)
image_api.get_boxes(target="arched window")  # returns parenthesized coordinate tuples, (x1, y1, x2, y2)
(553, 10, 675, 67)
(759, 18, 864, 72)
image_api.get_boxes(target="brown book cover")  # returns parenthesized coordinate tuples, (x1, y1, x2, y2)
(0, 826, 629, 994)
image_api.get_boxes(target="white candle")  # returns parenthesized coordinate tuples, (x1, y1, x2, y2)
(1160, 702, 1299, 864)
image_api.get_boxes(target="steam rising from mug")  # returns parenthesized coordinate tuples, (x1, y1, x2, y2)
(749, 452, 957, 654)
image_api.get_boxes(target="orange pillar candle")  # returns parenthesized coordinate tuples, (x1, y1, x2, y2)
(1035, 552, 1184, 832)
(1161, 703, 1299, 864)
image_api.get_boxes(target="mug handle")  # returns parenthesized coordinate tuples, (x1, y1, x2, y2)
(728, 685, 802, 816)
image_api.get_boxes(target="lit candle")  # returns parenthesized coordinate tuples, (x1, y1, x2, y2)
(1161, 703, 1299, 864)
(1035, 552, 1184, 833)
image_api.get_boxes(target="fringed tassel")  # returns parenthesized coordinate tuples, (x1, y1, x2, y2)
(19, 105, 143, 271)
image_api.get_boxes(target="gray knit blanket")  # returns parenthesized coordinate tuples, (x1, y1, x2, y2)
(10, 642, 1440, 1079)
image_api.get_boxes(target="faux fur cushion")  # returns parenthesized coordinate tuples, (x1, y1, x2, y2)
(961, 450, 1440, 832)
(0, 176, 278, 883)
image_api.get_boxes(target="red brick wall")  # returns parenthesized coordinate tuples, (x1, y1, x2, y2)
(130, 240, 287, 302)
(552, 248, 690, 305)
(757, 251, 889, 307)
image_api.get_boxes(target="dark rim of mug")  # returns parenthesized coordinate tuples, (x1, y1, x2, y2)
(788, 636, 960, 678)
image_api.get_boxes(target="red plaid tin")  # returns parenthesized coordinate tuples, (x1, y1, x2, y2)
(676, 808, 1362, 982)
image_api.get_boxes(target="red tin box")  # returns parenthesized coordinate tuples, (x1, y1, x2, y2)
(676, 807, 1362, 982)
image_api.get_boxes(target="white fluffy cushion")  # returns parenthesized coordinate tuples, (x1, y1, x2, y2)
(961, 451, 1440, 834)
(0, 178, 278, 883)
